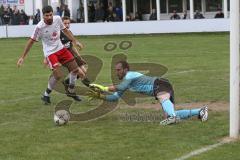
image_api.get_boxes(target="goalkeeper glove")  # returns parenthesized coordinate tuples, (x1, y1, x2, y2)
(87, 90, 106, 101)
(89, 83, 109, 92)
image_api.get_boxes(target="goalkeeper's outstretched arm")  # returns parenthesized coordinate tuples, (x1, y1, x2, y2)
(105, 92, 123, 101)
(89, 79, 132, 101)
(90, 79, 132, 92)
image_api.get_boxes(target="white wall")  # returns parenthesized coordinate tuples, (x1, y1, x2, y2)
(71, 19, 229, 35)
(0, 19, 229, 38)
(6, 25, 36, 38)
(0, 26, 6, 38)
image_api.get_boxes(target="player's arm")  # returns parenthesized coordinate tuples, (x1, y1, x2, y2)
(105, 91, 124, 101)
(71, 46, 87, 65)
(71, 45, 85, 62)
(62, 28, 84, 50)
(17, 38, 35, 67)
(71, 46, 81, 57)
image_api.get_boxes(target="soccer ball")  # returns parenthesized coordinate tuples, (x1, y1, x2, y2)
(54, 110, 70, 126)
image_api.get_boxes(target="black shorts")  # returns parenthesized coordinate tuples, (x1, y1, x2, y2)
(153, 78, 175, 104)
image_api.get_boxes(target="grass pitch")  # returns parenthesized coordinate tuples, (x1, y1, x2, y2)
(0, 33, 238, 160)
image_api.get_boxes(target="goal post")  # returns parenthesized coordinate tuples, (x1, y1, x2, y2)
(230, 0, 239, 138)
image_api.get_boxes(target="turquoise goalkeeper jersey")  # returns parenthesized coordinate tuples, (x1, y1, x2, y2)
(106, 71, 157, 101)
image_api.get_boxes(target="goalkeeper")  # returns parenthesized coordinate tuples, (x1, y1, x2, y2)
(88, 60, 208, 125)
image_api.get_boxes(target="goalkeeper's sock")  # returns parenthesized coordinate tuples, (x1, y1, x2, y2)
(161, 99, 176, 117)
(175, 109, 200, 119)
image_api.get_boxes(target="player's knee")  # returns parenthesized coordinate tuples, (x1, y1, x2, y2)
(54, 74, 62, 81)
(78, 68, 86, 77)
(157, 92, 171, 103)
(53, 69, 64, 81)
(71, 67, 79, 74)
(80, 66, 87, 74)
(73, 68, 85, 79)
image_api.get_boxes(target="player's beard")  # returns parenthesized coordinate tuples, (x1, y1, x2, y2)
(117, 75, 123, 80)
(45, 19, 53, 25)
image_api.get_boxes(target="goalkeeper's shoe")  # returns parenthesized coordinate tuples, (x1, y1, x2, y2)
(199, 105, 208, 122)
(41, 95, 51, 105)
(160, 116, 180, 125)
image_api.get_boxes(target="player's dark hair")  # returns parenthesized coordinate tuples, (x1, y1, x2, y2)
(42, 5, 53, 14)
(116, 61, 130, 71)
(62, 16, 70, 21)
